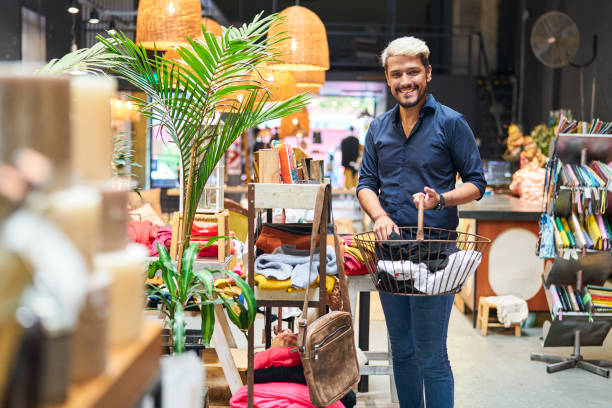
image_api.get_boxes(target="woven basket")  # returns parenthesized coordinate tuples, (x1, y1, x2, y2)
(267, 6, 329, 71)
(294, 70, 325, 88)
(136, 0, 202, 50)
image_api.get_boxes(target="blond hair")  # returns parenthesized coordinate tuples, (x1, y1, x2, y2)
(381, 36, 430, 69)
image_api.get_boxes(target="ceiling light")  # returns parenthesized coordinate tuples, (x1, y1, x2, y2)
(267, 6, 329, 71)
(88, 9, 100, 24)
(135, 0, 202, 51)
(67, 0, 80, 14)
(108, 20, 117, 35)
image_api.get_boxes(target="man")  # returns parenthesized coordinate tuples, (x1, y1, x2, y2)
(340, 126, 361, 188)
(357, 37, 486, 408)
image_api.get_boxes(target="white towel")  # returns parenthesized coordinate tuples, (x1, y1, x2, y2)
(483, 295, 528, 328)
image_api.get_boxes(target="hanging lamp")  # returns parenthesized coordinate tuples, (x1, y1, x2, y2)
(202, 16, 223, 37)
(299, 85, 321, 94)
(136, 0, 202, 51)
(216, 68, 297, 113)
(267, 5, 329, 71)
(293, 70, 325, 88)
(280, 108, 309, 138)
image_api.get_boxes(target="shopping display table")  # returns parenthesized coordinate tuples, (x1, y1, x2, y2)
(49, 321, 162, 408)
(458, 194, 548, 327)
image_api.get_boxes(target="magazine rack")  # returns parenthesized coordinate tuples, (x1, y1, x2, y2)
(530, 254, 612, 377)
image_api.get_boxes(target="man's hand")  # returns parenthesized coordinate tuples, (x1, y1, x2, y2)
(373, 214, 399, 241)
(412, 186, 440, 210)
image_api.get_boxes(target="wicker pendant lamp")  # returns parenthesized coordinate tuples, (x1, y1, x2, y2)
(293, 70, 325, 88)
(216, 68, 297, 113)
(136, 0, 202, 51)
(299, 85, 321, 94)
(267, 6, 329, 71)
(280, 108, 309, 138)
(202, 17, 223, 37)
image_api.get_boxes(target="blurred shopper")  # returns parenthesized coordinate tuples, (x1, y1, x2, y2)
(340, 126, 361, 188)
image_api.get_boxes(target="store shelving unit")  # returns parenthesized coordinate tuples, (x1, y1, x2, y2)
(246, 182, 330, 408)
(530, 262, 612, 377)
(533, 129, 612, 377)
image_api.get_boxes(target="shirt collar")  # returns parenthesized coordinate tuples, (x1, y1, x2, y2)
(391, 94, 437, 124)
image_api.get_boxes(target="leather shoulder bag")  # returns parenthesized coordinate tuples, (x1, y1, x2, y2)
(297, 184, 360, 406)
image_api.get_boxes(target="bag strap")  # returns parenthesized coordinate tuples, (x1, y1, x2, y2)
(298, 184, 352, 331)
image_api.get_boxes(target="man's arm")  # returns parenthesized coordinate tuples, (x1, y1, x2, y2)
(413, 183, 481, 210)
(356, 124, 399, 240)
(358, 188, 399, 240)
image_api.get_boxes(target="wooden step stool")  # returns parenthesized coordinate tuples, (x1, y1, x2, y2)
(476, 296, 521, 337)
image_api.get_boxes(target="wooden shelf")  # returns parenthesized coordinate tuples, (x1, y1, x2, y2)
(49, 321, 162, 408)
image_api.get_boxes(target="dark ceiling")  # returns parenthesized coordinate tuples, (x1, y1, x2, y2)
(216, 0, 433, 28)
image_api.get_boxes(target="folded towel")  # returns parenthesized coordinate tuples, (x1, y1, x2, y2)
(482, 295, 528, 328)
(254, 245, 337, 289)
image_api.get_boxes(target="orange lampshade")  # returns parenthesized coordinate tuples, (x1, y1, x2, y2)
(293, 70, 325, 88)
(216, 68, 296, 113)
(267, 6, 329, 71)
(202, 17, 223, 37)
(136, 0, 202, 51)
(299, 85, 321, 94)
(280, 108, 309, 138)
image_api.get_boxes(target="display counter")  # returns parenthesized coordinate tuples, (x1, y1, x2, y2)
(458, 194, 548, 327)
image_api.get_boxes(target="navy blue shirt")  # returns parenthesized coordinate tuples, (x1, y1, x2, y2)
(356, 94, 486, 231)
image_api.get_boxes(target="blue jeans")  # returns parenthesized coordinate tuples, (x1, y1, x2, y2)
(379, 292, 454, 408)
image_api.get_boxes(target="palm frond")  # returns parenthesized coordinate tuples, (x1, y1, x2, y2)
(37, 41, 123, 76)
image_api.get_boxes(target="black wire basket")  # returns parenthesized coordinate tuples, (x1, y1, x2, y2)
(353, 199, 490, 296)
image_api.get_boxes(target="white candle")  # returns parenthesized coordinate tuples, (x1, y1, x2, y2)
(70, 76, 116, 183)
(94, 243, 147, 346)
(47, 187, 101, 269)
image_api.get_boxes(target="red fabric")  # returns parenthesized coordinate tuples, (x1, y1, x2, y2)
(344, 253, 368, 275)
(195, 238, 236, 258)
(150, 227, 172, 256)
(191, 222, 218, 237)
(230, 382, 345, 408)
(128, 220, 157, 247)
(341, 235, 353, 246)
(253, 346, 301, 370)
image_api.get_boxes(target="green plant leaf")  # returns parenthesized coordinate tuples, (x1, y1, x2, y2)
(172, 303, 186, 354)
(223, 270, 256, 328)
(201, 302, 215, 347)
(180, 243, 200, 301)
(194, 269, 215, 298)
(157, 243, 178, 297)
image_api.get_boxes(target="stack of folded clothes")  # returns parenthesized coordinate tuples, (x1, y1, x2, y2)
(253, 223, 339, 292)
(341, 235, 369, 276)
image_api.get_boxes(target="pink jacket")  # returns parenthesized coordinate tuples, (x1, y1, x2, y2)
(230, 382, 345, 408)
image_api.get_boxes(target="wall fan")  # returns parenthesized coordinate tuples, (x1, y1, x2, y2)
(530, 11, 580, 68)
(530, 11, 598, 119)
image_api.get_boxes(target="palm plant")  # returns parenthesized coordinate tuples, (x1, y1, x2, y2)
(41, 12, 310, 352)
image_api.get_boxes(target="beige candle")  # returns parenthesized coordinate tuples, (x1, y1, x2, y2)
(99, 188, 128, 253)
(47, 187, 101, 269)
(94, 243, 147, 346)
(70, 75, 116, 182)
(0, 73, 71, 189)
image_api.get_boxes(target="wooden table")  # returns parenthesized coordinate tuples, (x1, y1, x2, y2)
(50, 322, 162, 408)
(458, 194, 548, 327)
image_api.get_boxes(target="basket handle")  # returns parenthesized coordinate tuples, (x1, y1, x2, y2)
(416, 195, 424, 241)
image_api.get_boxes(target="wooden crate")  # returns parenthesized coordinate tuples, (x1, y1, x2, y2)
(170, 210, 230, 262)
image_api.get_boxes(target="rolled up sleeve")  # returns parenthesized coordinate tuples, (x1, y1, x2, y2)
(450, 116, 487, 199)
(356, 124, 380, 196)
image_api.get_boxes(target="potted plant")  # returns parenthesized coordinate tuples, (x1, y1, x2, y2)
(40, 13, 309, 352)
(147, 241, 255, 353)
